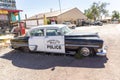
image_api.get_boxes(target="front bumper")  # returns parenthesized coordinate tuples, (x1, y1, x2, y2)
(96, 46, 107, 56)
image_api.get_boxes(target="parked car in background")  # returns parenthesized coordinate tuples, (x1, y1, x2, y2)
(10, 24, 107, 57)
(92, 21, 103, 26)
(63, 21, 76, 29)
(81, 20, 92, 26)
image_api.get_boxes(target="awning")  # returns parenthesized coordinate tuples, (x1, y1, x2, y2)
(0, 8, 23, 13)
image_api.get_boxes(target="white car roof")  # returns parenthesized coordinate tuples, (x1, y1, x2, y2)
(31, 24, 66, 30)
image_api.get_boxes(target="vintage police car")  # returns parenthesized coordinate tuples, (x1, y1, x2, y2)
(10, 24, 106, 57)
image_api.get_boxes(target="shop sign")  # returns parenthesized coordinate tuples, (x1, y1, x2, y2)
(0, 10, 8, 14)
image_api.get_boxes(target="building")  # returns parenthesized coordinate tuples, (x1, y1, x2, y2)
(101, 16, 112, 23)
(25, 8, 87, 28)
(0, 0, 22, 33)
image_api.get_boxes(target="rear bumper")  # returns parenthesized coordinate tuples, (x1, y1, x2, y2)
(96, 46, 107, 56)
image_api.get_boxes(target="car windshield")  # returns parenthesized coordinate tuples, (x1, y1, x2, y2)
(61, 26, 72, 35)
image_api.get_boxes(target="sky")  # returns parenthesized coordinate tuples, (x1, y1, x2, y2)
(16, 0, 120, 19)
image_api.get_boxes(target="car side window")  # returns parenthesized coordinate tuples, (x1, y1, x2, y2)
(30, 29, 44, 36)
(46, 29, 60, 36)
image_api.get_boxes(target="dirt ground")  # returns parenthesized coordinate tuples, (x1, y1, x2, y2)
(0, 24, 120, 80)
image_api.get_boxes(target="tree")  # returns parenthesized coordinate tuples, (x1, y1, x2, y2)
(112, 10, 120, 19)
(98, 2, 109, 19)
(91, 2, 99, 20)
(84, 9, 94, 20)
(84, 1, 109, 20)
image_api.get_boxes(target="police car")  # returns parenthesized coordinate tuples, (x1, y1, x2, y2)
(10, 24, 107, 57)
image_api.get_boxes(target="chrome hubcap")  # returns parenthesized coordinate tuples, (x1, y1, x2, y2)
(80, 47, 90, 56)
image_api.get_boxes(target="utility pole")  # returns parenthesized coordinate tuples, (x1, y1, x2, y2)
(58, 0, 61, 13)
(58, 0, 62, 23)
(25, 14, 27, 28)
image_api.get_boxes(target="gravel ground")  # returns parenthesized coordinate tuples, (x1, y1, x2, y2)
(0, 24, 120, 80)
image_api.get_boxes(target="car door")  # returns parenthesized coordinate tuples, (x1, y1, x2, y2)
(28, 28, 45, 51)
(45, 28, 65, 53)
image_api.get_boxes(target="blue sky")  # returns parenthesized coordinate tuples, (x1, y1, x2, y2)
(16, 0, 120, 19)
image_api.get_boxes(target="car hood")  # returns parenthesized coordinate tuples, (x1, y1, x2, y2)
(65, 31, 99, 37)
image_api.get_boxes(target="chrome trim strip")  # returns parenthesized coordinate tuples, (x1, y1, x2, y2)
(65, 44, 99, 48)
(13, 44, 28, 47)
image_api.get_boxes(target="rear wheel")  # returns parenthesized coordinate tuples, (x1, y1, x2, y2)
(22, 47, 30, 53)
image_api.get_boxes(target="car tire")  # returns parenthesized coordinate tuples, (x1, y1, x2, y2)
(72, 26, 75, 29)
(22, 47, 30, 53)
(99, 23, 103, 26)
(75, 47, 93, 58)
(79, 47, 91, 56)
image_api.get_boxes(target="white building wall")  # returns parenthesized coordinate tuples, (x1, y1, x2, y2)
(26, 19, 44, 28)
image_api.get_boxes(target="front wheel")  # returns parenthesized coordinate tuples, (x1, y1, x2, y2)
(79, 47, 91, 56)
(75, 47, 93, 58)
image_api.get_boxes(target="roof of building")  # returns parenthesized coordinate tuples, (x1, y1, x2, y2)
(28, 7, 85, 20)
(102, 16, 112, 20)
